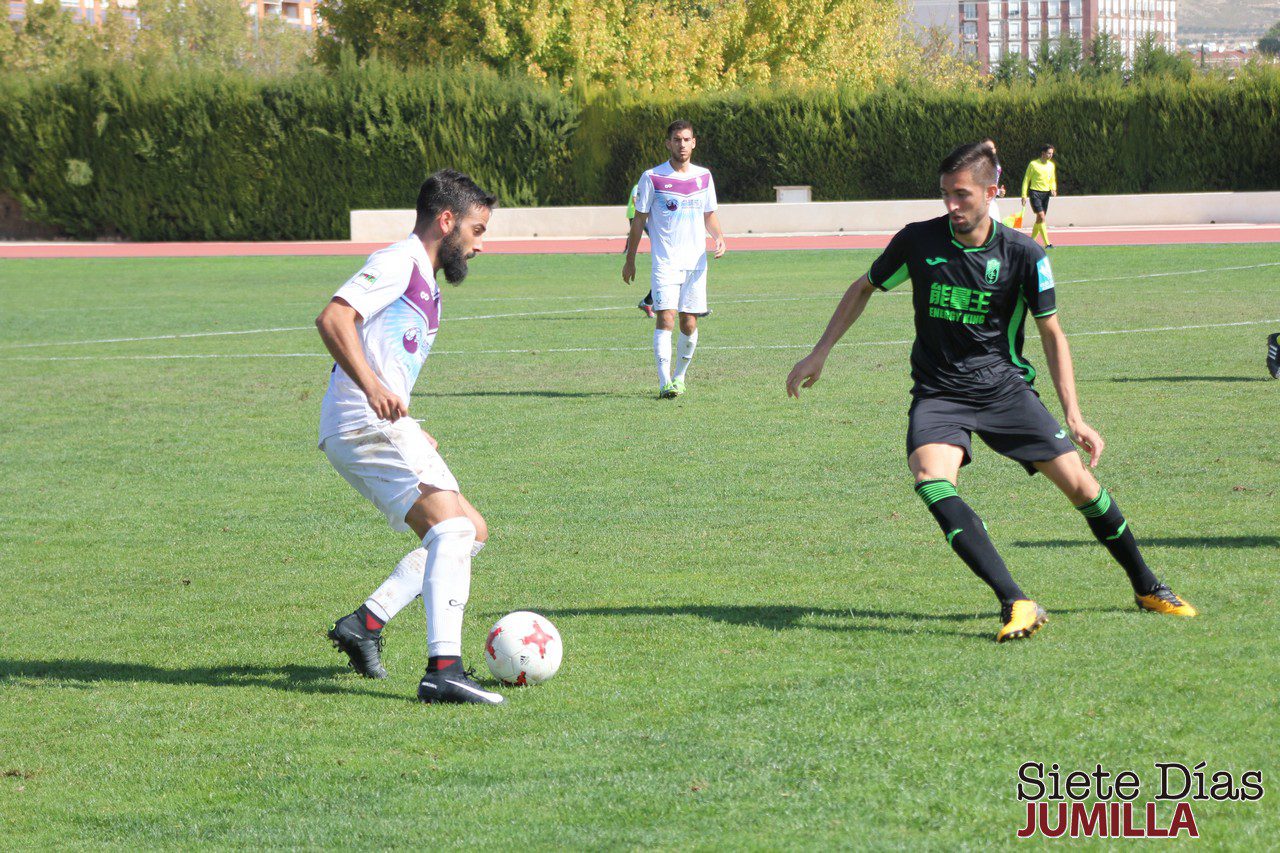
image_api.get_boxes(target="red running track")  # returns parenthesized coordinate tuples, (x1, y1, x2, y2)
(2, 225, 1279, 259)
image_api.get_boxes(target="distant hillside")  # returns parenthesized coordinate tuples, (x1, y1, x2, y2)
(1178, 0, 1280, 37)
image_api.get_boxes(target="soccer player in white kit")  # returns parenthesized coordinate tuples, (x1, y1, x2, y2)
(316, 169, 504, 705)
(622, 120, 727, 398)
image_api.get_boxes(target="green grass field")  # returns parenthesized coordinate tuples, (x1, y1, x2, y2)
(1, 244, 1277, 848)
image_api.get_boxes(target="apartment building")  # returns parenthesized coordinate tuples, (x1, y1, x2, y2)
(956, 0, 1178, 71)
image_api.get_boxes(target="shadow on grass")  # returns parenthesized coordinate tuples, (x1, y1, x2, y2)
(511, 604, 1009, 641)
(414, 390, 612, 399)
(0, 659, 404, 701)
(1108, 376, 1268, 383)
(1013, 536, 1279, 549)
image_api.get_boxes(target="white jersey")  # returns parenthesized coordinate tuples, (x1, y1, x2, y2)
(319, 236, 440, 444)
(634, 162, 717, 278)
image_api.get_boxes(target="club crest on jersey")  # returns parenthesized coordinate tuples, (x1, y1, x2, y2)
(402, 328, 421, 354)
(985, 259, 1001, 285)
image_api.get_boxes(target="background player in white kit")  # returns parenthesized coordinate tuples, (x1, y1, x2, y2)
(622, 120, 727, 398)
(315, 169, 504, 705)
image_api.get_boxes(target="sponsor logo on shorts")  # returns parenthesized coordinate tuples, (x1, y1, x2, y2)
(1055, 429, 1067, 439)
(402, 328, 421, 354)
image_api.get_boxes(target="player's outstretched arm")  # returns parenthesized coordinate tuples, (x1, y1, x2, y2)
(786, 275, 877, 398)
(1035, 312, 1104, 467)
(316, 298, 407, 422)
(704, 211, 726, 258)
(622, 212, 648, 284)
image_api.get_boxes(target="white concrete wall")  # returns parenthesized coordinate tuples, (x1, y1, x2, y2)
(350, 191, 1280, 242)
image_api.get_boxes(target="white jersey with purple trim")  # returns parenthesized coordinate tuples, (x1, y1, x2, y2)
(634, 162, 717, 277)
(319, 235, 440, 444)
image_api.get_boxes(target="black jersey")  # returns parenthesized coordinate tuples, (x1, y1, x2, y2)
(867, 215, 1057, 403)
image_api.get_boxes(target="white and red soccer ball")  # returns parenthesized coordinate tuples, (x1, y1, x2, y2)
(483, 611, 563, 685)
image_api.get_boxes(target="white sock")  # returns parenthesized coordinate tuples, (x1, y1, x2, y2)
(421, 516, 476, 658)
(653, 329, 673, 387)
(673, 329, 699, 381)
(364, 547, 427, 623)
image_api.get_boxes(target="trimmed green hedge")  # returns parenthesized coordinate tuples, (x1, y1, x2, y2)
(2, 66, 1278, 240)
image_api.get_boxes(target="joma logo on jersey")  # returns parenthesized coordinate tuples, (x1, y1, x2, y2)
(985, 259, 1001, 285)
(928, 282, 991, 325)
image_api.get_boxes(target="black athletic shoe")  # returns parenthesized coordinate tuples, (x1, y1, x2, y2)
(417, 664, 504, 705)
(1267, 332, 1280, 380)
(327, 613, 387, 679)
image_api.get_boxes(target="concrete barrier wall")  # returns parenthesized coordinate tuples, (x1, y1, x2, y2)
(351, 191, 1280, 242)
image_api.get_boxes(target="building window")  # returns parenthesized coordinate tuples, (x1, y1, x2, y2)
(1069, 0, 1081, 15)
(964, 42, 978, 59)
(1009, 20, 1022, 39)
(1028, 19, 1041, 39)
(1048, 18, 1060, 38)
(988, 1, 1003, 19)
(990, 41, 1003, 63)
(1009, 2, 1022, 19)
(962, 3, 978, 19)
(963, 21, 978, 40)
(989, 20, 1003, 38)
(1069, 17, 1082, 36)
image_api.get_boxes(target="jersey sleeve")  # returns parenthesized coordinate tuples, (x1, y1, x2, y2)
(633, 172, 654, 215)
(333, 254, 412, 321)
(867, 228, 913, 291)
(1021, 165, 1031, 197)
(704, 172, 718, 212)
(1022, 245, 1057, 318)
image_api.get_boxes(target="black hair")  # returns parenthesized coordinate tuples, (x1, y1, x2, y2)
(939, 141, 999, 186)
(1040, 143, 1055, 154)
(667, 119, 694, 139)
(414, 169, 498, 231)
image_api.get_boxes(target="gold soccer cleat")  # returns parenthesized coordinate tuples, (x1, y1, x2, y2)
(996, 600, 1048, 643)
(1135, 585, 1198, 617)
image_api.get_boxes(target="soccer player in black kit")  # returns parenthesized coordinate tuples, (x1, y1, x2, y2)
(786, 142, 1196, 642)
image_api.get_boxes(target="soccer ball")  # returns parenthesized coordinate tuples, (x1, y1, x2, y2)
(483, 611, 563, 685)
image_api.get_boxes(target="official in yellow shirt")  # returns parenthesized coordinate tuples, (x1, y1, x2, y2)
(1021, 144, 1057, 249)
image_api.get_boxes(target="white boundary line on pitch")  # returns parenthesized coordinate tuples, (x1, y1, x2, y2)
(4, 260, 1280, 351)
(6, 318, 1278, 362)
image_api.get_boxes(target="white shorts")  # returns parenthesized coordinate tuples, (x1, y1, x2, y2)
(651, 260, 708, 315)
(320, 418, 459, 532)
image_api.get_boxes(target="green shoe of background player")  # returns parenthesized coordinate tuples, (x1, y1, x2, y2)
(659, 382, 678, 399)
(671, 378, 686, 396)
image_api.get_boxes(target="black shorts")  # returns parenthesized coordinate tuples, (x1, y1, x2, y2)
(1028, 190, 1052, 214)
(906, 387, 1076, 475)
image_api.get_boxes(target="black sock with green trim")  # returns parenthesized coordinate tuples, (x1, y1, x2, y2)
(1076, 487, 1160, 595)
(915, 479, 1025, 605)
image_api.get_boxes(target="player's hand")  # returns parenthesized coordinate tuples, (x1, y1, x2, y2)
(1021, 197, 1029, 207)
(1051, 191, 1058, 197)
(786, 351, 827, 398)
(622, 258, 636, 284)
(712, 236, 726, 259)
(1069, 418, 1104, 468)
(366, 383, 407, 422)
